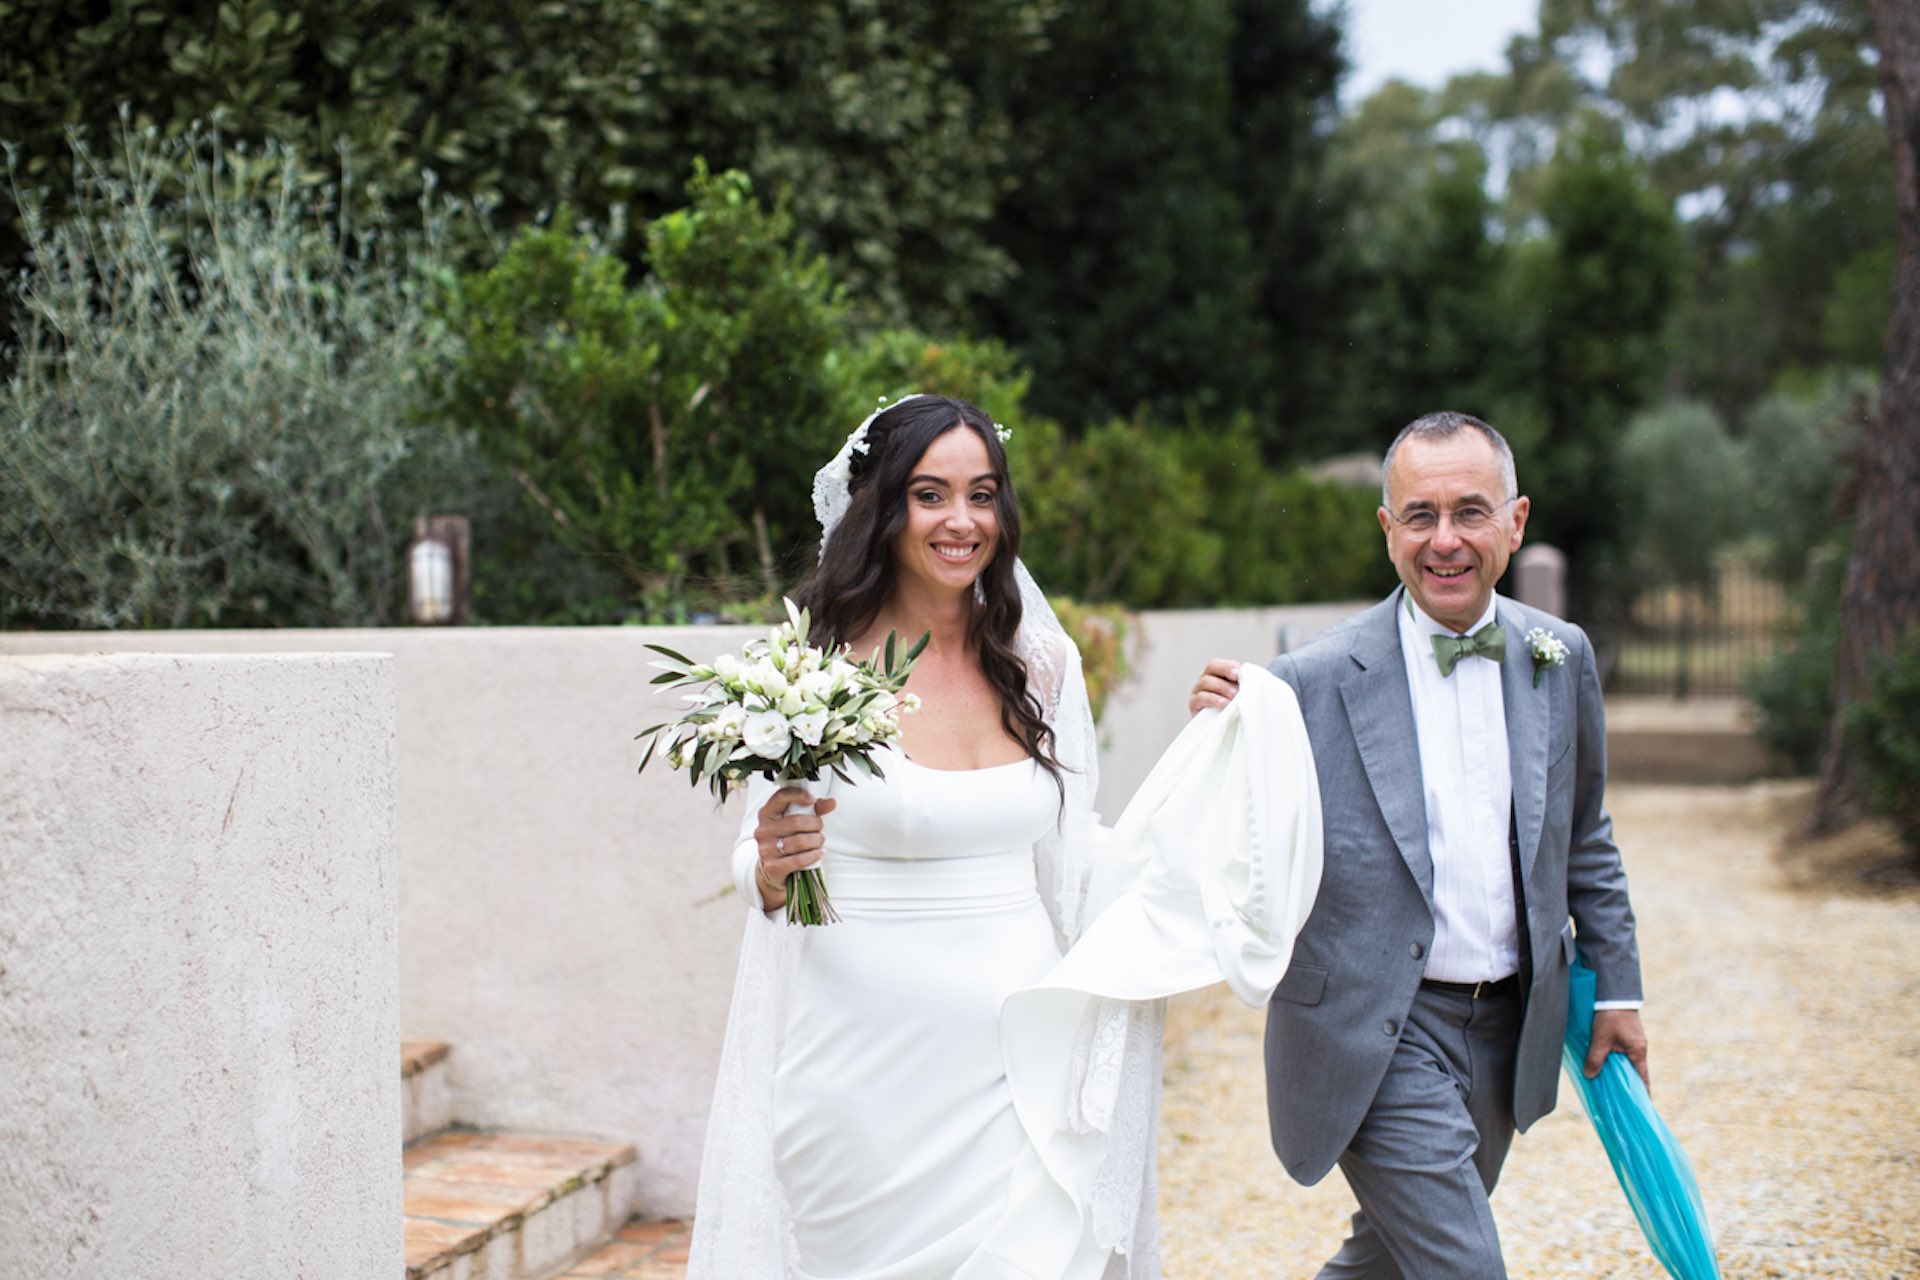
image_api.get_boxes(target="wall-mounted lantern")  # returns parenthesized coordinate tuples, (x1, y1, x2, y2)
(407, 515, 471, 625)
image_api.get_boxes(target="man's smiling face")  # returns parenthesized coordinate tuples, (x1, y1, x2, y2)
(1378, 431, 1529, 633)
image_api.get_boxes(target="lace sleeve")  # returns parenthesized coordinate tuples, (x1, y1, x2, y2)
(687, 797, 801, 1278)
(1028, 628, 1096, 951)
(730, 776, 778, 909)
(1013, 572, 1162, 1276)
(1026, 626, 1071, 721)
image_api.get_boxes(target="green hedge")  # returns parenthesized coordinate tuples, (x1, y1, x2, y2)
(1845, 629, 1920, 854)
(2, 129, 1391, 630)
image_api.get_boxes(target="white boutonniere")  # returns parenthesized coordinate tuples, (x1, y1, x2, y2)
(1526, 627, 1569, 688)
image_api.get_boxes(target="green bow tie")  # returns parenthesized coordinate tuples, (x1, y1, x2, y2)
(1432, 623, 1506, 676)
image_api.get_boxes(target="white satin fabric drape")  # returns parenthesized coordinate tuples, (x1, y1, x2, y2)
(972, 663, 1324, 1277)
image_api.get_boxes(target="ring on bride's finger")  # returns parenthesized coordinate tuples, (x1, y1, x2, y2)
(776, 837, 786, 854)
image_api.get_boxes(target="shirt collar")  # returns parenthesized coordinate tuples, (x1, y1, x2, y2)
(1399, 589, 1499, 644)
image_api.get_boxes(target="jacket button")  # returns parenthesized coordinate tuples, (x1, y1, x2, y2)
(1383, 1020, 1399, 1037)
(1409, 942, 1425, 960)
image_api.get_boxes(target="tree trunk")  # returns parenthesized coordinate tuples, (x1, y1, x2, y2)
(1809, 0, 1920, 832)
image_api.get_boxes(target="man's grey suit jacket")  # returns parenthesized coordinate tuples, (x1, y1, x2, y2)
(1264, 589, 1641, 1186)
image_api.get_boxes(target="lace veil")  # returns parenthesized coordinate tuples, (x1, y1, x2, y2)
(685, 398, 1163, 1279)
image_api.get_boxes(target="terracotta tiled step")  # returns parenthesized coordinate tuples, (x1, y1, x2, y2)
(552, 1218, 690, 1278)
(403, 1130, 640, 1280)
(402, 1040, 454, 1144)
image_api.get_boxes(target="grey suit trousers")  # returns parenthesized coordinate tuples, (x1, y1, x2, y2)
(1317, 983, 1521, 1280)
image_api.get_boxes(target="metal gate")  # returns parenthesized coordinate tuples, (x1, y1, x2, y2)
(1607, 562, 1796, 698)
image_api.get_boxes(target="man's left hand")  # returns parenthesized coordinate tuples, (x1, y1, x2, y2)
(1585, 1008, 1650, 1092)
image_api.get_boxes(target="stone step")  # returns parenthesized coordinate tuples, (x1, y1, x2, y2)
(403, 1130, 641, 1280)
(550, 1218, 689, 1278)
(402, 1040, 454, 1144)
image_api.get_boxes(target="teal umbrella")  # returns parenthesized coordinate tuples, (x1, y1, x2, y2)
(1562, 957, 1721, 1280)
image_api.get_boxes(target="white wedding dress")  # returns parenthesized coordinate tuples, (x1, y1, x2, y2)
(687, 661, 1322, 1280)
(766, 749, 1112, 1278)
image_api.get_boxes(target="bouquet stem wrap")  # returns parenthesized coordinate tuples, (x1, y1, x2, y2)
(779, 776, 839, 926)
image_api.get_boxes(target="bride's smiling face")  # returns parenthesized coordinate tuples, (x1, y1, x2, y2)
(891, 426, 999, 595)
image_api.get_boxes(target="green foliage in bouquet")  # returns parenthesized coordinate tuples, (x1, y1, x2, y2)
(637, 600, 931, 924)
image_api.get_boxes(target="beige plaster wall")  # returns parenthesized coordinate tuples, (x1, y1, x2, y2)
(0, 652, 399, 1279)
(0, 604, 1365, 1219)
(1096, 603, 1364, 817)
(0, 626, 759, 1218)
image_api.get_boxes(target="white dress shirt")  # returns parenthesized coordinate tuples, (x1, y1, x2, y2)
(1399, 595, 1519, 984)
(1396, 594, 1642, 1012)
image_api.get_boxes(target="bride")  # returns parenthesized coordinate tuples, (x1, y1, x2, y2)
(685, 394, 1324, 1279)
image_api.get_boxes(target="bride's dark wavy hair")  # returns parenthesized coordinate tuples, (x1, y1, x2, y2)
(793, 396, 1063, 789)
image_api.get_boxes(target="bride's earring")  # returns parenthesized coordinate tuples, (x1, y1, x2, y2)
(973, 578, 987, 605)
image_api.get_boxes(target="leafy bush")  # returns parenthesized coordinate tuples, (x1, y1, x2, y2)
(1019, 416, 1221, 606)
(0, 128, 484, 629)
(1175, 420, 1391, 606)
(1748, 543, 1844, 774)
(0, 0, 661, 267)
(437, 165, 844, 619)
(1013, 413, 1388, 609)
(1050, 598, 1137, 724)
(1742, 374, 1873, 584)
(828, 330, 1034, 446)
(1844, 628, 1920, 853)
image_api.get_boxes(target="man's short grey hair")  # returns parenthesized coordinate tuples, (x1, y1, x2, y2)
(1379, 411, 1518, 508)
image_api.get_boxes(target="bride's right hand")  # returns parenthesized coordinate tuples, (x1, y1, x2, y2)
(752, 787, 837, 907)
(1188, 658, 1243, 716)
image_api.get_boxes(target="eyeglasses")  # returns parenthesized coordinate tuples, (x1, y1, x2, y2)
(1387, 497, 1516, 535)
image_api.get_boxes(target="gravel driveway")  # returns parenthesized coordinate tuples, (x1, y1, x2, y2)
(1155, 780, 1920, 1278)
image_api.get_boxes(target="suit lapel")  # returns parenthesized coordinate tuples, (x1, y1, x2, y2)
(1500, 597, 1550, 885)
(1340, 593, 1434, 903)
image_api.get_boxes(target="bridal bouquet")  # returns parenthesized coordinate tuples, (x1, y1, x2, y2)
(637, 598, 928, 924)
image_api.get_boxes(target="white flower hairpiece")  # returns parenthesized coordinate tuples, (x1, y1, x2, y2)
(812, 393, 931, 553)
(812, 395, 1011, 552)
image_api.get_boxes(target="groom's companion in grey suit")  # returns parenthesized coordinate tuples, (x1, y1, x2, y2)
(1191, 411, 1649, 1279)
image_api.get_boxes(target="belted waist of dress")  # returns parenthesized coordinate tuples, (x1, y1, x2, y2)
(820, 849, 1038, 912)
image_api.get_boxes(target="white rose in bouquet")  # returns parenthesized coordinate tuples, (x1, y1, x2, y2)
(755, 663, 790, 699)
(741, 709, 794, 759)
(791, 708, 831, 747)
(637, 598, 929, 925)
(712, 703, 748, 741)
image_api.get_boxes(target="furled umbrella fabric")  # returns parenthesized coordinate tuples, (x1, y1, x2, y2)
(1562, 957, 1722, 1280)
